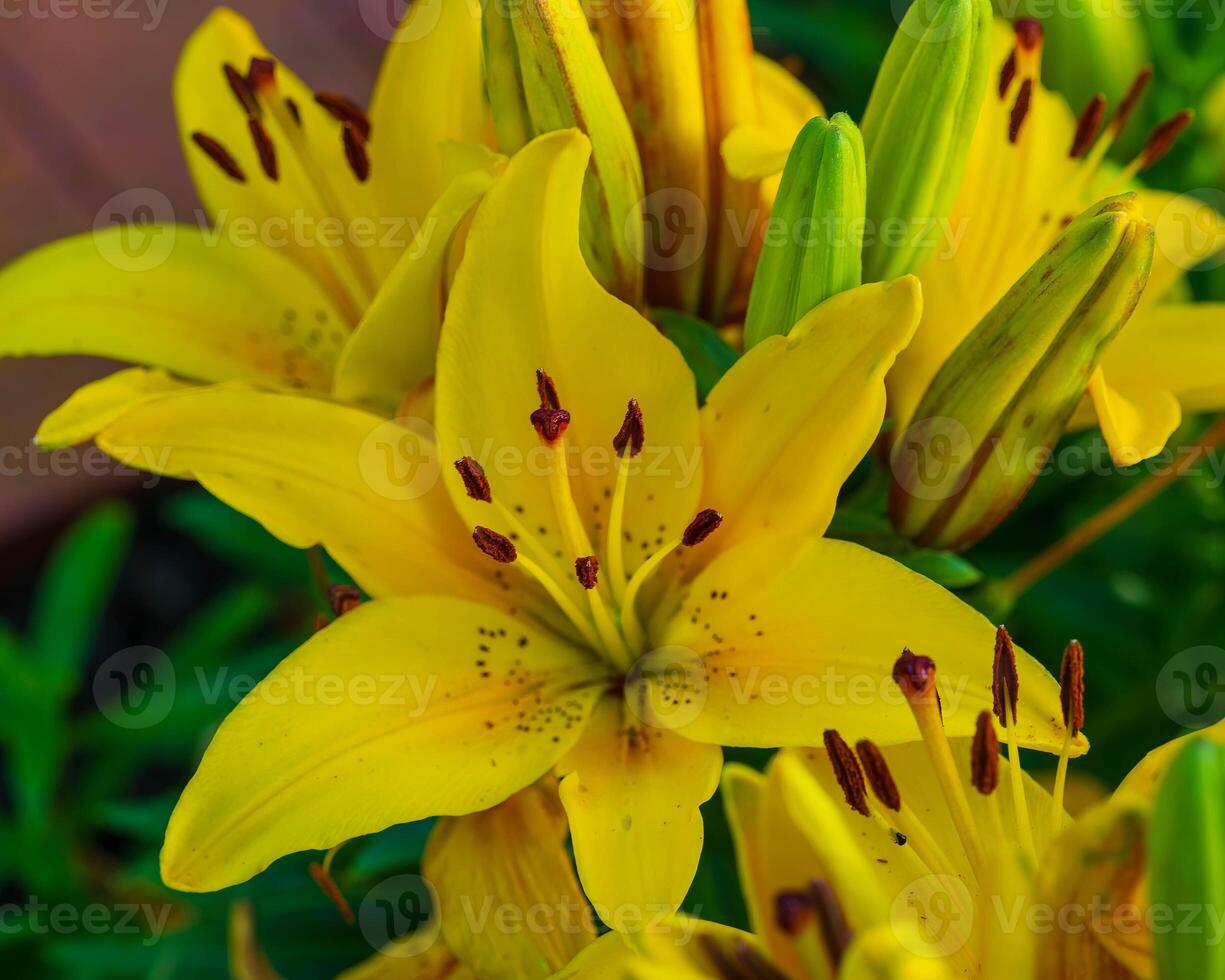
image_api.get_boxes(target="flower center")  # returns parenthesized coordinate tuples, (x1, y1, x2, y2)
(465, 370, 722, 673)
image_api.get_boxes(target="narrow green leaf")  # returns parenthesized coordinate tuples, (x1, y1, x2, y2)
(655, 309, 740, 404)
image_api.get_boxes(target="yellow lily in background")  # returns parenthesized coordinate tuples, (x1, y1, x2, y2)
(890, 18, 1225, 468)
(0, 2, 502, 418)
(565, 637, 1217, 980)
(43, 132, 1080, 971)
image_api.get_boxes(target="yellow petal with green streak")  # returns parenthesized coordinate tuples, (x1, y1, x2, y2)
(423, 780, 595, 978)
(556, 697, 721, 930)
(648, 535, 1081, 754)
(700, 278, 921, 557)
(0, 228, 345, 389)
(161, 597, 608, 891)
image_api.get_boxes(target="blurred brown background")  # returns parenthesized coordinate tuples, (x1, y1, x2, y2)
(0, 0, 390, 546)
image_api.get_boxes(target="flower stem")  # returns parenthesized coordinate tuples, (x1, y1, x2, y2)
(996, 413, 1225, 604)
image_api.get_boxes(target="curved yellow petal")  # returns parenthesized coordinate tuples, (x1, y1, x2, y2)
(1114, 717, 1225, 803)
(649, 535, 1080, 754)
(0, 227, 345, 389)
(36, 368, 194, 449)
(337, 939, 476, 980)
(369, 0, 489, 229)
(423, 780, 595, 979)
(552, 918, 769, 979)
(161, 597, 608, 892)
(435, 130, 702, 596)
(754, 54, 824, 142)
(1087, 366, 1182, 467)
(720, 124, 794, 183)
(82, 384, 507, 608)
(556, 697, 721, 930)
(174, 10, 391, 311)
(700, 277, 922, 556)
(1097, 303, 1225, 417)
(334, 157, 503, 415)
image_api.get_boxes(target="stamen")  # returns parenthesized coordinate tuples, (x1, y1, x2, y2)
(1109, 66, 1153, 135)
(536, 369, 561, 410)
(1052, 639, 1086, 833)
(531, 408, 571, 445)
(473, 526, 517, 564)
(455, 456, 492, 503)
(613, 398, 645, 458)
(327, 584, 362, 617)
(575, 556, 599, 590)
(683, 508, 723, 547)
(1014, 17, 1042, 51)
(247, 56, 277, 93)
(775, 891, 813, 935)
(824, 730, 870, 817)
(248, 117, 279, 181)
(342, 122, 371, 183)
(855, 740, 901, 811)
(315, 91, 372, 140)
(992, 626, 1038, 864)
(190, 132, 247, 182)
(1009, 78, 1033, 144)
(809, 879, 852, 969)
(1138, 110, 1194, 170)
(1070, 95, 1106, 158)
(892, 651, 988, 878)
(223, 62, 261, 118)
(308, 860, 355, 924)
(998, 49, 1017, 99)
(971, 711, 1000, 795)
(698, 935, 789, 980)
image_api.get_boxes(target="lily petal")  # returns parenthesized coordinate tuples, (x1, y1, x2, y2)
(556, 697, 721, 930)
(161, 597, 608, 891)
(700, 278, 922, 556)
(333, 155, 503, 414)
(649, 535, 1079, 753)
(423, 780, 595, 978)
(1140, 189, 1225, 304)
(76, 384, 507, 607)
(719, 56, 825, 185)
(37, 368, 193, 449)
(435, 130, 701, 589)
(553, 918, 768, 979)
(337, 940, 475, 980)
(0, 227, 345, 388)
(1087, 366, 1182, 467)
(368, 0, 488, 230)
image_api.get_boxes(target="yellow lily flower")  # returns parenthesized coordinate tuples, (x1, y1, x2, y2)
(889, 18, 1225, 469)
(0, 2, 496, 418)
(50, 131, 1078, 959)
(564, 636, 1216, 980)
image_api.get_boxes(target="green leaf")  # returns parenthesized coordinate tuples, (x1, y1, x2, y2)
(161, 491, 307, 585)
(1150, 738, 1225, 980)
(655, 309, 739, 404)
(28, 501, 133, 684)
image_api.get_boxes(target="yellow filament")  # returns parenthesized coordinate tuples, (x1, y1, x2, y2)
(1050, 728, 1073, 837)
(604, 456, 632, 604)
(619, 536, 682, 655)
(1002, 710, 1040, 867)
(512, 551, 603, 652)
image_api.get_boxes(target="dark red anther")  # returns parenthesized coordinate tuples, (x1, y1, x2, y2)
(824, 729, 870, 817)
(286, 97, 302, 127)
(992, 625, 1019, 727)
(1014, 18, 1042, 51)
(774, 891, 812, 935)
(682, 509, 723, 547)
(247, 56, 277, 91)
(536, 369, 561, 411)
(1110, 66, 1153, 135)
(1139, 110, 1193, 171)
(248, 117, 279, 180)
(223, 62, 261, 118)
(810, 879, 852, 968)
(530, 408, 571, 445)
(315, 91, 372, 140)
(1070, 95, 1106, 158)
(342, 122, 371, 183)
(1061, 639, 1085, 737)
(893, 649, 937, 703)
(190, 132, 247, 182)
(455, 457, 492, 503)
(327, 584, 362, 617)
(971, 711, 1000, 795)
(998, 49, 1017, 99)
(613, 398, 645, 457)
(575, 556, 599, 590)
(855, 740, 901, 812)
(473, 526, 517, 564)
(1009, 78, 1033, 144)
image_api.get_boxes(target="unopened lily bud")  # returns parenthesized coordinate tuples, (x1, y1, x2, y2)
(742, 113, 866, 349)
(860, 0, 992, 283)
(482, 0, 645, 306)
(889, 193, 1154, 551)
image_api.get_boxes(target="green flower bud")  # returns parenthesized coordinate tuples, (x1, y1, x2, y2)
(860, 0, 992, 283)
(482, 0, 646, 307)
(889, 193, 1155, 551)
(742, 113, 866, 350)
